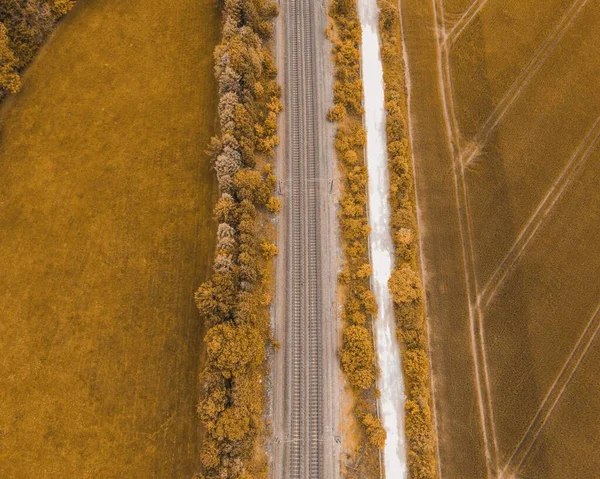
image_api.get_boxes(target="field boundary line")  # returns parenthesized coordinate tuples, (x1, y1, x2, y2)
(502, 304, 600, 475)
(444, 0, 490, 48)
(462, 0, 589, 167)
(478, 115, 600, 309)
(433, 0, 499, 475)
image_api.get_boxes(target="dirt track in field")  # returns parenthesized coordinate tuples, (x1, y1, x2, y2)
(400, 1, 490, 476)
(401, 0, 600, 477)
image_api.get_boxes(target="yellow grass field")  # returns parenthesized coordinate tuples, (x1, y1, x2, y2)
(401, 0, 599, 477)
(0, 0, 219, 477)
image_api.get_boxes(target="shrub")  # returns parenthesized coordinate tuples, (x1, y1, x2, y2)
(327, 103, 347, 122)
(389, 263, 422, 305)
(341, 325, 375, 390)
(205, 323, 264, 378)
(266, 195, 281, 213)
(200, 440, 220, 469)
(260, 241, 278, 259)
(362, 413, 386, 448)
(234, 169, 270, 204)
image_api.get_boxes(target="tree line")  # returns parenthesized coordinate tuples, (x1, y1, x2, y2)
(0, 0, 74, 97)
(377, 0, 438, 477)
(328, 0, 386, 476)
(193, 1, 280, 478)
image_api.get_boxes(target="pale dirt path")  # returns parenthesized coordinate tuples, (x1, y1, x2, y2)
(432, 0, 500, 473)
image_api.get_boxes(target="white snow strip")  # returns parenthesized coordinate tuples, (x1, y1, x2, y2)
(357, 0, 407, 477)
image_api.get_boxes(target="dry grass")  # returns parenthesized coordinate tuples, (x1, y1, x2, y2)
(482, 150, 600, 473)
(518, 324, 600, 479)
(441, 0, 479, 16)
(0, 0, 220, 477)
(449, 0, 573, 139)
(402, 0, 600, 477)
(457, 1, 600, 282)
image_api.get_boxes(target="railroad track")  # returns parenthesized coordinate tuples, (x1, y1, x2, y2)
(284, 0, 323, 477)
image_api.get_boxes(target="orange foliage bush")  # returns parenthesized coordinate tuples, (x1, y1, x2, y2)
(362, 413, 387, 448)
(205, 323, 265, 378)
(330, 0, 438, 475)
(341, 325, 375, 390)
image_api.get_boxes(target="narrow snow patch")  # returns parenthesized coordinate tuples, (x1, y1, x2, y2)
(357, 0, 407, 477)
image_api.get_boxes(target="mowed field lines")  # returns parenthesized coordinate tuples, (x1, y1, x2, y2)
(0, 0, 219, 477)
(401, 0, 600, 477)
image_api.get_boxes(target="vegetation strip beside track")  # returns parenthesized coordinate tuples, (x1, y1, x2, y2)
(329, 0, 438, 476)
(377, 1, 438, 477)
(193, 1, 281, 477)
(327, 0, 386, 477)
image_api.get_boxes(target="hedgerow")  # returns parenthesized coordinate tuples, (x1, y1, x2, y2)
(377, 0, 438, 477)
(193, 1, 280, 478)
(0, 0, 75, 98)
(328, 1, 384, 477)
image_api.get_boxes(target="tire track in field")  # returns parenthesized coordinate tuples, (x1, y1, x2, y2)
(444, 0, 490, 48)
(462, 0, 590, 167)
(477, 116, 600, 309)
(433, 0, 500, 474)
(502, 304, 600, 476)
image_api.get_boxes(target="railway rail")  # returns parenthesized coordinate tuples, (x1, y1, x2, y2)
(283, 0, 324, 477)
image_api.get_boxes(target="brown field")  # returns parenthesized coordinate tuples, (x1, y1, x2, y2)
(0, 0, 219, 477)
(401, 0, 600, 477)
